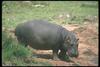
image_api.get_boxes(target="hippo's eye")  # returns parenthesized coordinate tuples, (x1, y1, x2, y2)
(65, 36, 71, 43)
(67, 39, 70, 43)
(64, 39, 69, 43)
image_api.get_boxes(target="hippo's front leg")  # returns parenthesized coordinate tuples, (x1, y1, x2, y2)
(58, 49, 71, 62)
(52, 49, 60, 60)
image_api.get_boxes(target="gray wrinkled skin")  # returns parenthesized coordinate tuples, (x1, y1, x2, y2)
(15, 20, 79, 61)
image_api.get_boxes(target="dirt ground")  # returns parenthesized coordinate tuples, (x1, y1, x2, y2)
(32, 22, 98, 66)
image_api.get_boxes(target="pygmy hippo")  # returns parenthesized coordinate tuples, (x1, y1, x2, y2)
(15, 20, 79, 61)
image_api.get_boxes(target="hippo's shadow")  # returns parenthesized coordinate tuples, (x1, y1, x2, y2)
(35, 53, 53, 59)
(32, 53, 71, 62)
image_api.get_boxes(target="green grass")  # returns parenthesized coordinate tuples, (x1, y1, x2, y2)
(2, 31, 52, 66)
(2, 1, 98, 28)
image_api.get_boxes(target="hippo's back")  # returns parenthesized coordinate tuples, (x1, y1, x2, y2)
(15, 20, 63, 50)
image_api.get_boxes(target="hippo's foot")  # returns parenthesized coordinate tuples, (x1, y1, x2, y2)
(58, 52, 72, 62)
(53, 56, 60, 61)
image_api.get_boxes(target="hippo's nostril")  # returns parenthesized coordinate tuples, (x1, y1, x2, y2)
(75, 55, 79, 58)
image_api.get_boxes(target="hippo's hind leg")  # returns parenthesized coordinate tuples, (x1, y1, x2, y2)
(17, 36, 28, 47)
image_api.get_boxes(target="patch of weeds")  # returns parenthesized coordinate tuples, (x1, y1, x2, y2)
(2, 31, 52, 66)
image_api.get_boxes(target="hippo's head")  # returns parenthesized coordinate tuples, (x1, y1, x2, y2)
(63, 31, 79, 58)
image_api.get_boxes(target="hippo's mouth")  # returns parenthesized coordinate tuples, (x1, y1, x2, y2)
(66, 49, 71, 56)
(67, 48, 79, 58)
(66, 48, 74, 57)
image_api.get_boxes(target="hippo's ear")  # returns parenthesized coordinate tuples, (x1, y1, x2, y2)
(77, 38, 79, 40)
(70, 31, 78, 35)
(77, 38, 79, 42)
